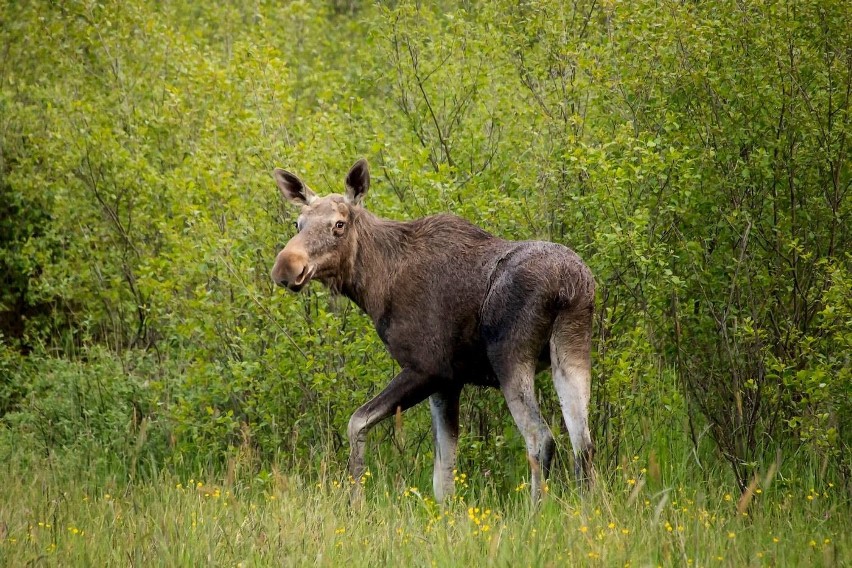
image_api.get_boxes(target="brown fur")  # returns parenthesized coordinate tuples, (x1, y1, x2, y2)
(271, 159, 596, 502)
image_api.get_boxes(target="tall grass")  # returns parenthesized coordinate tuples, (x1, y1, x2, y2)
(1, 441, 847, 567)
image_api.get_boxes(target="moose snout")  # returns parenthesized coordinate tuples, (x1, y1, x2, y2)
(270, 248, 314, 291)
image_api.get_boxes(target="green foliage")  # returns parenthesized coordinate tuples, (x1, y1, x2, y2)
(0, 0, 849, 497)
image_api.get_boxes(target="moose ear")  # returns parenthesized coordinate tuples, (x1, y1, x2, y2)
(274, 168, 317, 206)
(344, 158, 370, 206)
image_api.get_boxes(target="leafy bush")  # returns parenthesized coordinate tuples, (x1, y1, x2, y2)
(0, 0, 848, 490)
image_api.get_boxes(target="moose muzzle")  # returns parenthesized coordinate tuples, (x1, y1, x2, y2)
(270, 243, 314, 292)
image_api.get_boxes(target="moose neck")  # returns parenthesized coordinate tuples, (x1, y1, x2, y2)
(341, 207, 411, 321)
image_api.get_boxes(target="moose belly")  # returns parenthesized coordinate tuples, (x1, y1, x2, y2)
(376, 307, 498, 387)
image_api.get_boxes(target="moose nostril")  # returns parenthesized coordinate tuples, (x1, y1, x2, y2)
(296, 265, 308, 280)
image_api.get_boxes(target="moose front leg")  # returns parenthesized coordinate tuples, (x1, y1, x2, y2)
(430, 388, 461, 502)
(347, 367, 436, 505)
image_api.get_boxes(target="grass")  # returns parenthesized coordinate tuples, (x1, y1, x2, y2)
(0, 447, 848, 567)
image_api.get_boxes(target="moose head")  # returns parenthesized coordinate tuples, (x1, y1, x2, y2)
(270, 159, 370, 292)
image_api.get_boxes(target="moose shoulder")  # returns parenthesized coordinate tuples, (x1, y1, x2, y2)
(271, 158, 596, 503)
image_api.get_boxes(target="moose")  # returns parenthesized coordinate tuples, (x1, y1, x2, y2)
(270, 159, 595, 502)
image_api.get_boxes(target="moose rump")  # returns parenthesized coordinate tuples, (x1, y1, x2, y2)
(271, 158, 595, 502)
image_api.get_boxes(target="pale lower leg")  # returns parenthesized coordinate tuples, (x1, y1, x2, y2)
(430, 390, 460, 502)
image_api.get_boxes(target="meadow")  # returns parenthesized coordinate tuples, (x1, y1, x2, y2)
(1, 444, 847, 567)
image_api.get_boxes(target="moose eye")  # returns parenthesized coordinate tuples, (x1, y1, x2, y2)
(335, 221, 345, 230)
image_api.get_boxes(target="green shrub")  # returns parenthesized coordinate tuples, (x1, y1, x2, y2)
(0, 0, 848, 489)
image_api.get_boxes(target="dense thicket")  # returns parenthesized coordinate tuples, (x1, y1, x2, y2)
(1, 0, 849, 492)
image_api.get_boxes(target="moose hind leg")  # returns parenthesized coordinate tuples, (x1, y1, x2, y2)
(430, 388, 461, 502)
(347, 368, 436, 504)
(550, 312, 595, 487)
(495, 359, 555, 501)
